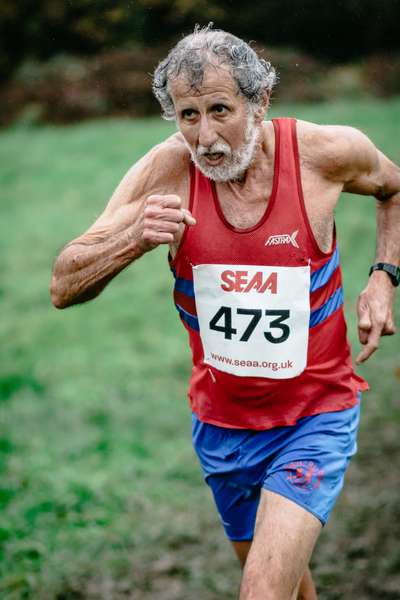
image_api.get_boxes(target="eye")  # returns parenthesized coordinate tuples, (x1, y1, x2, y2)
(213, 104, 228, 115)
(181, 108, 197, 120)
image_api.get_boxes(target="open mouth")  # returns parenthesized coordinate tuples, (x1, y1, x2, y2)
(203, 152, 224, 164)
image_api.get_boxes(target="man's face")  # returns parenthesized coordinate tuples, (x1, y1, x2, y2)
(170, 66, 262, 182)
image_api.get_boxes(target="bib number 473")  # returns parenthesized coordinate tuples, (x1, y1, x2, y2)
(209, 306, 290, 344)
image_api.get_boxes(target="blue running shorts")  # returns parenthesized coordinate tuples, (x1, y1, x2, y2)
(192, 398, 361, 541)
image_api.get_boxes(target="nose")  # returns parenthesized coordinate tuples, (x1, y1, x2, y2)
(198, 116, 218, 148)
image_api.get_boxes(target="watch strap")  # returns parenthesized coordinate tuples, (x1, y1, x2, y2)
(369, 262, 400, 287)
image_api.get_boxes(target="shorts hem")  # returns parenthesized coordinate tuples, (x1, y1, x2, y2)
(262, 484, 327, 526)
(227, 535, 253, 542)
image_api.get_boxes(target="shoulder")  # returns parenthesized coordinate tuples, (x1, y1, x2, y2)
(105, 132, 192, 212)
(126, 132, 191, 191)
(295, 119, 380, 183)
(151, 131, 191, 175)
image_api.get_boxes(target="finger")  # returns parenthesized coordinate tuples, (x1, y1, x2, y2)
(382, 323, 396, 336)
(182, 209, 196, 226)
(144, 206, 186, 222)
(355, 323, 382, 364)
(358, 312, 371, 345)
(357, 301, 371, 345)
(356, 344, 377, 364)
(143, 218, 180, 234)
(142, 229, 174, 245)
(382, 312, 396, 336)
(356, 342, 377, 364)
(146, 194, 182, 208)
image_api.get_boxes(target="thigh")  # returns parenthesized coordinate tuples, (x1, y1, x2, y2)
(263, 402, 361, 526)
(205, 468, 262, 541)
(192, 401, 360, 547)
(192, 413, 265, 541)
(240, 489, 322, 600)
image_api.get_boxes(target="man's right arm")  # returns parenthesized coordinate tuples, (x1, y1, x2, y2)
(50, 136, 193, 309)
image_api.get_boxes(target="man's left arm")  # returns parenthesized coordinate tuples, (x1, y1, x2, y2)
(339, 128, 400, 363)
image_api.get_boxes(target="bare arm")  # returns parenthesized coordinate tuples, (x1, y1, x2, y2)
(323, 125, 400, 362)
(50, 136, 193, 309)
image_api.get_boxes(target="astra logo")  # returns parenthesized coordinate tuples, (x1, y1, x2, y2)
(220, 270, 278, 294)
(265, 230, 299, 248)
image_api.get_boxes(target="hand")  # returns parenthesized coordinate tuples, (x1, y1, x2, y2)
(356, 272, 396, 364)
(140, 194, 196, 250)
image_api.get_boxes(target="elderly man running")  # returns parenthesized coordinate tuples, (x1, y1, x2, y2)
(51, 26, 400, 600)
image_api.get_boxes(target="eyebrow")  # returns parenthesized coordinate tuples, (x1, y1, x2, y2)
(176, 94, 234, 107)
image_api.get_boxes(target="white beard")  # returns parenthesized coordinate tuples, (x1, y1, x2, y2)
(185, 112, 260, 183)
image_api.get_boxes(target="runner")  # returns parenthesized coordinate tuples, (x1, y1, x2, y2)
(51, 26, 400, 600)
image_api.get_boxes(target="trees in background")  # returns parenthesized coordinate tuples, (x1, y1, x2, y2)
(1, 0, 400, 81)
(1, 0, 399, 125)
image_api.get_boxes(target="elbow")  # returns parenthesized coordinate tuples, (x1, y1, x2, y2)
(49, 274, 99, 308)
(50, 248, 80, 309)
(50, 275, 71, 309)
(51, 294, 69, 310)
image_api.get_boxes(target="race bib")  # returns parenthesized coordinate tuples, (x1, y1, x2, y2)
(192, 263, 310, 379)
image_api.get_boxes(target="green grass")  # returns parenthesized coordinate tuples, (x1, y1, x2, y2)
(1, 98, 400, 599)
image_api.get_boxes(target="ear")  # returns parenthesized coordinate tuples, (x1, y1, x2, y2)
(254, 91, 270, 123)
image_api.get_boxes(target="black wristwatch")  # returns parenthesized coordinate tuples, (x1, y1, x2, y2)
(369, 263, 400, 287)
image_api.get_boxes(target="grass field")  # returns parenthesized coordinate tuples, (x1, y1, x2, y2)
(1, 98, 400, 599)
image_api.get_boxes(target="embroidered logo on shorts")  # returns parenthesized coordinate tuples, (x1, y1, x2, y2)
(285, 460, 324, 491)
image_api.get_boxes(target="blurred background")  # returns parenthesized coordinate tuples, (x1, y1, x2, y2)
(1, 1, 400, 598)
(1, 0, 400, 125)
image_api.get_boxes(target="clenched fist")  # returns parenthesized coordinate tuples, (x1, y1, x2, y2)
(141, 194, 196, 250)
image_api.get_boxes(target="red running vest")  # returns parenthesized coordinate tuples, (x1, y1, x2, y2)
(170, 118, 368, 430)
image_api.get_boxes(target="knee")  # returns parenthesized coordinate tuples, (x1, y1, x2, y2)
(240, 567, 296, 600)
(241, 585, 293, 600)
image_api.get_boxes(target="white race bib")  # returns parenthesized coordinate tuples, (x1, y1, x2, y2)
(193, 263, 310, 379)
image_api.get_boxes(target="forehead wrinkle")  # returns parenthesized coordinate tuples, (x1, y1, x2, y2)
(169, 76, 242, 108)
(169, 64, 241, 102)
(175, 91, 240, 107)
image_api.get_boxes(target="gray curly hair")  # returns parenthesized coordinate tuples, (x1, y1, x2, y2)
(152, 25, 277, 120)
